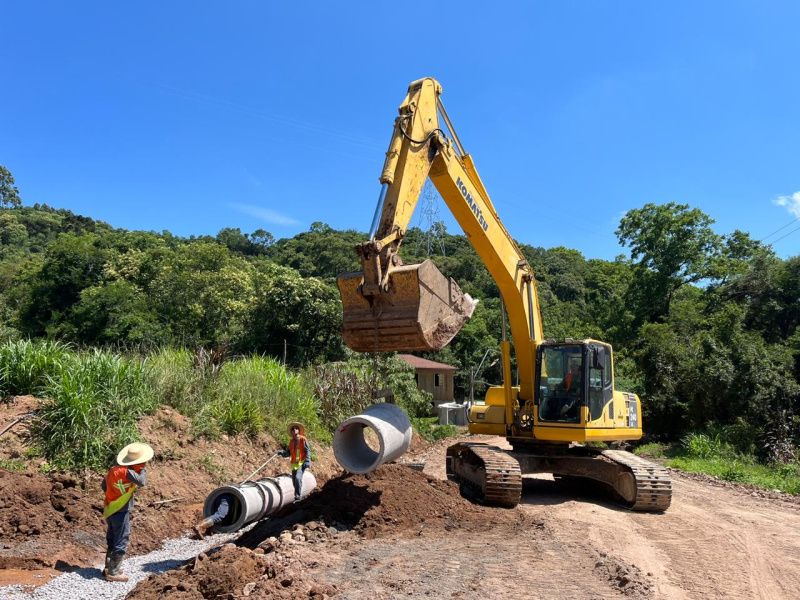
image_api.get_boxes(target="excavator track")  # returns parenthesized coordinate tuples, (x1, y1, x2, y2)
(601, 449, 672, 512)
(446, 443, 522, 507)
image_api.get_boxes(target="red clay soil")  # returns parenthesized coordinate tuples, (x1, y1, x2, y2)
(0, 397, 341, 574)
(128, 465, 527, 600)
(128, 543, 337, 600)
(298, 463, 525, 539)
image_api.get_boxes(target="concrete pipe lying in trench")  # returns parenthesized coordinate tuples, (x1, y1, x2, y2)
(202, 471, 316, 533)
(333, 402, 412, 474)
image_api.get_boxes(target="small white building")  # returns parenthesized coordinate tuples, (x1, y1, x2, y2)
(397, 354, 456, 408)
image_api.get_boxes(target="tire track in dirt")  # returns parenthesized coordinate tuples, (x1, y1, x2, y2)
(311, 528, 638, 599)
(410, 436, 800, 600)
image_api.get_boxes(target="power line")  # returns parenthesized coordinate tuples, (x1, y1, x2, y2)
(759, 216, 800, 242)
(768, 223, 800, 246)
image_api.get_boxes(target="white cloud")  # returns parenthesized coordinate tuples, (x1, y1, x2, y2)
(774, 191, 800, 218)
(229, 202, 300, 226)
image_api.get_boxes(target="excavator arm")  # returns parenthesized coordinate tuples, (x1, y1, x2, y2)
(338, 77, 542, 403)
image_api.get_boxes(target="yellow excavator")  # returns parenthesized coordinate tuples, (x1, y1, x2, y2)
(337, 77, 671, 512)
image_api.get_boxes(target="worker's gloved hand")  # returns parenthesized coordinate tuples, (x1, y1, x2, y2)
(278, 449, 290, 458)
(302, 459, 311, 469)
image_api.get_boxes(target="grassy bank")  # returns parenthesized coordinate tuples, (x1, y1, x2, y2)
(0, 340, 434, 472)
(636, 432, 800, 495)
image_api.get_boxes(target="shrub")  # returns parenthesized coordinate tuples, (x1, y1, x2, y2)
(681, 431, 737, 460)
(309, 362, 376, 432)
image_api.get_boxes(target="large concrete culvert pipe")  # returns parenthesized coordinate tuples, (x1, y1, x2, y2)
(333, 402, 412, 474)
(202, 471, 316, 533)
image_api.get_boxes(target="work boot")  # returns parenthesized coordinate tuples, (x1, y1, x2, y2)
(194, 517, 215, 540)
(101, 550, 112, 578)
(104, 552, 129, 582)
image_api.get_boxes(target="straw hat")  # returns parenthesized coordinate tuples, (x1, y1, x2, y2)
(287, 422, 305, 436)
(117, 442, 154, 466)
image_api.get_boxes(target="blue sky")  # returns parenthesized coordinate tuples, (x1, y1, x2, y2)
(2, 1, 799, 259)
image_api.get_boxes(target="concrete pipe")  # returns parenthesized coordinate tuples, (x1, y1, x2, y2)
(333, 402, 412, 474)
(202, 471, 316, 533)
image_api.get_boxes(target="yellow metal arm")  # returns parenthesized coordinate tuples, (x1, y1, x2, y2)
(365, 77, 543, 402)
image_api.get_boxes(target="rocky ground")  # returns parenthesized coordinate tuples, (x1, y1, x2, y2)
(3, 395, 800, 599)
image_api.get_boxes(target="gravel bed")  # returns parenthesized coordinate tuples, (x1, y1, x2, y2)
(0, 525, 253, 600)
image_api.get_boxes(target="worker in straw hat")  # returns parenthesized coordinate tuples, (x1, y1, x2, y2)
(279, 422, 311, 501)
(100, 441, 153, 582)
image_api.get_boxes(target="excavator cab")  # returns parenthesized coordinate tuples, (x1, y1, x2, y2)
(536, 341, 615, 425)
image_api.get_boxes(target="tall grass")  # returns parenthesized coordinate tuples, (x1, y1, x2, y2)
(144, 348, 209, 415)
(202, 356, 325, 442)
(3, 340, 425, 471)
(0, 339, 73, 397)
(32, 349, 156, 471)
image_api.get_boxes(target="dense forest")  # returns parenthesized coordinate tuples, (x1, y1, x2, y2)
(1, 166, 798, 459)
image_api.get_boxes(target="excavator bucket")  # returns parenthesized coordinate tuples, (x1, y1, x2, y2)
(337, 259, 476, 352)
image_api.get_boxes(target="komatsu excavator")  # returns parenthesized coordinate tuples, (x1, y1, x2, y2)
(337, 77, 671, 512)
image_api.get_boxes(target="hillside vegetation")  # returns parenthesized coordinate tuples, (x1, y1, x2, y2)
(1, 166, 798, 474)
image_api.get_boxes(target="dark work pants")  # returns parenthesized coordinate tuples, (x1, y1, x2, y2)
(106, 510, 131, 555)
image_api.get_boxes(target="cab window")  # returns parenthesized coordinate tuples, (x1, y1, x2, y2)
(538, 346, 582, 423)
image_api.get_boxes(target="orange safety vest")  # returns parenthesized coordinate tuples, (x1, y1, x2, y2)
(289, 436, 308, 470)
(564, 371, 574, 391)
(103, 465, 137, 518)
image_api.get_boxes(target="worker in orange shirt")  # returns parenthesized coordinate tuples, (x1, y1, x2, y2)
(280, 422, 311, 501)
(101, 442, 154, 582)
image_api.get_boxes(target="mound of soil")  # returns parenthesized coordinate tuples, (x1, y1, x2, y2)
(129, 464, 532, 600)
(304, 464, 515, 537)
(240, 463, 528, 549)
(127, 544, 335, 600)
(0, 471, 102, 569)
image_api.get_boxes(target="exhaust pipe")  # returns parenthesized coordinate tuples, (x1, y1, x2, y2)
(333, 403, 412, 474)
(202, 471, 316, 533)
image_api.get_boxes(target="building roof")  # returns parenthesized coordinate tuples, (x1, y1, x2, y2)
(397, 354, 457, 371)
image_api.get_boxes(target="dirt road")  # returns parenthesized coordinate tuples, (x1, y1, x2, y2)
(546, 469, 800, 599)
(391, 435, 800, 600)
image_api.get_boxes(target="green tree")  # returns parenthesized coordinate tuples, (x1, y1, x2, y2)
(19, 233, 110, 336)
(0, 166, 22, 208)
(243, 261, 344, 364)
(617, 202, 721, 322)
(148, 243, 256, 347)
(265, 222, 363, 280)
